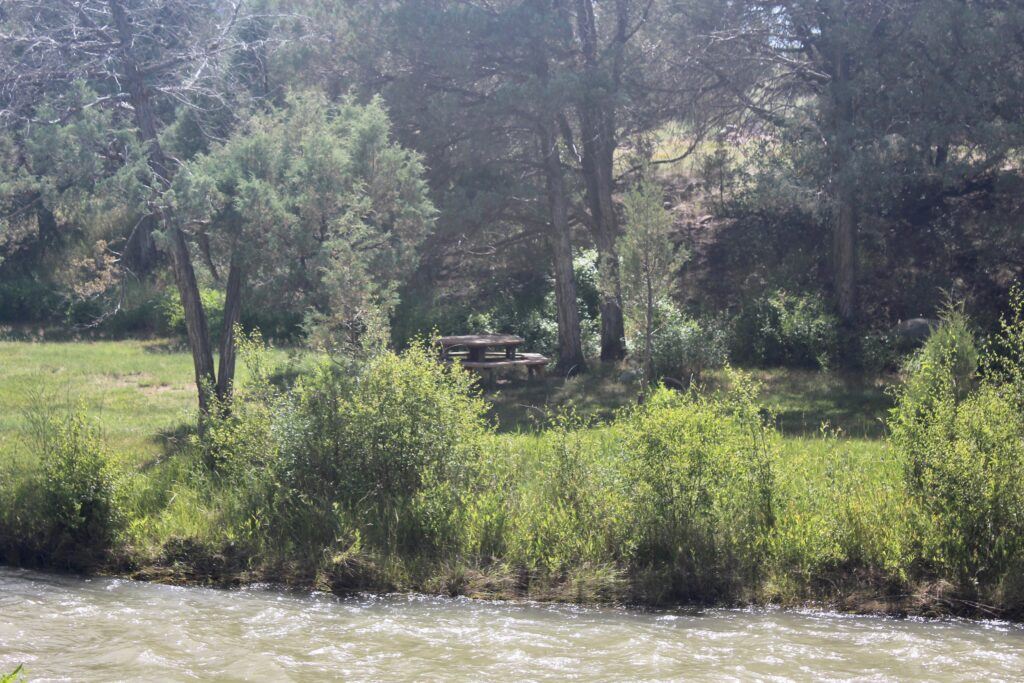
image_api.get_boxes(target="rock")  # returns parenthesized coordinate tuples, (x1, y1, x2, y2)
(618, 369, 641, 384)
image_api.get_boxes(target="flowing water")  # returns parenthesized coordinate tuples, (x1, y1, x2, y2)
(2, 568, 1023, 682)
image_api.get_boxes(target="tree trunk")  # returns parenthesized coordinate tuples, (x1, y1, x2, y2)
(833, 182, 857, 326)
(111, 0, 216, 412)
(829, 36, 858, 328)
(216, 250, 244, 403)
(168, 225, 217, 413)
(575, 0, 627, 362)
(123, 213, 159, 275)
(539, 120, 587, 373)
(644, 273, 654, 386)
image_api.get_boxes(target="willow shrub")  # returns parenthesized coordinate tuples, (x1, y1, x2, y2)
(768, 433, 916, 595)
(0, 409, 121, 568)
(890, 300, 1024, 599)
(616, 374, 776, 602)
(262, 344, 489, 560)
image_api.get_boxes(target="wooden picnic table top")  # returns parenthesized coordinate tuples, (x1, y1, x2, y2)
(436, 334, 524, 348)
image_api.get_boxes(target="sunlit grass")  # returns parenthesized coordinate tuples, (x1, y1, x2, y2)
(0, 340, 291, 468)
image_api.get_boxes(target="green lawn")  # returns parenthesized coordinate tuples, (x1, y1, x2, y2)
(0, 340, 892, 468)
(0, 340, 291, 468)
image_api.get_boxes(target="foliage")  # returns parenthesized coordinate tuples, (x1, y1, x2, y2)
(890, 301, 1024, 590)
(174, 92, 435, 356)
(618, 376, 775, 600)
(0, 406, 120, 568)
(161, 288, 226, 341)
(6, 320, 1024, 615)
(644, 305, 728, 385)
(619, 173, 688, 383)
(730, 290, 839, 369)
(1, 665, 24, 683)
(155, 342, 489, 562)
(768, 431, 915, 590)
(497, 418, 634, 575)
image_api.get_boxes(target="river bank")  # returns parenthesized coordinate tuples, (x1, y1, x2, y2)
(73, 550, 1007, 623)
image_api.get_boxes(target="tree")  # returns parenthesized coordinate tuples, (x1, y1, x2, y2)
(174, 93, 434, 393)
(619, 171, 686, 385)
(361, 0, 589, 371)
(0, 0, 273, 412)
(694, 0, 1024, 331)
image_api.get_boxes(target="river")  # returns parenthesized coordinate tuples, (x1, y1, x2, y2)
(1, 568, 1022, 681)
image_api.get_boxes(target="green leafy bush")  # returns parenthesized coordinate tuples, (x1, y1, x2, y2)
(0, 277, 61, 324)
(160, 288, 226, 339)
(497, 418, 634, 575)
(332, 345, 488, 554)
(768, 432, 916, 593)
(890, 303, 1024, 592)
(730, 290, 839, 369)
(617, 375, 776, 601)
(202, 343, 492, 560)
(0, 408, 120, 568)
(646, 306, 728, 385)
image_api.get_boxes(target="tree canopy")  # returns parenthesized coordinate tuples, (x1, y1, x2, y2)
(2, 0, 1024, 405)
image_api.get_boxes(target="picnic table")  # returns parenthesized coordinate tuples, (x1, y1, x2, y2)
(436, 334, 549, 378)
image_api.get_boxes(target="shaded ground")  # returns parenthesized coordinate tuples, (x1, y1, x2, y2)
(483, 365, 895, 439)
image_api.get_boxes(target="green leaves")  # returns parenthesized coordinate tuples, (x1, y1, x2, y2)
(174, 91, 434, 351)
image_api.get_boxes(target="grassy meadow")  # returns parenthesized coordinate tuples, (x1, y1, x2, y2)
(0, 339, 891, 465)
(5, 326, 1023, 620)
(0, 340, 292, 468)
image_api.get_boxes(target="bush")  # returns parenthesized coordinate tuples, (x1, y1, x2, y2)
(496, 417, 635, 576)
(617, 374, 776, 601)
(205, 343, 493, 560)
(859, 327, 905, 373)
(160, 287, 225, 340)
(333, 345, 489, 554)
(0, 408, 120, 568)
(890, 303, 1024, 592)
(647, 306, 728, 385)
(767, 431, 916, 593)
(0, 277, 61, 324)
(730, 290, 839, 369)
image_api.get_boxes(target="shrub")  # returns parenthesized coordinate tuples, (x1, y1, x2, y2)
(0, 408, 121, 568)
(267, 344, 489, 558)
(768, 431, 916, 592)
(730, 290, 839, 369)
(0, 277, 61, 324)
(617, 374, 775, 601)
(160, 287, 225, 340)
(496, 417, 635, 575)
(859, 327, 905, 373)
(335, 345, 489, 554)
(647, 306, 728, 385)
(890, 303, 1024, 591)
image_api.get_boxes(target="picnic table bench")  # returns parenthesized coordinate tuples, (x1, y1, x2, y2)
(436, 334, 549, 379)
